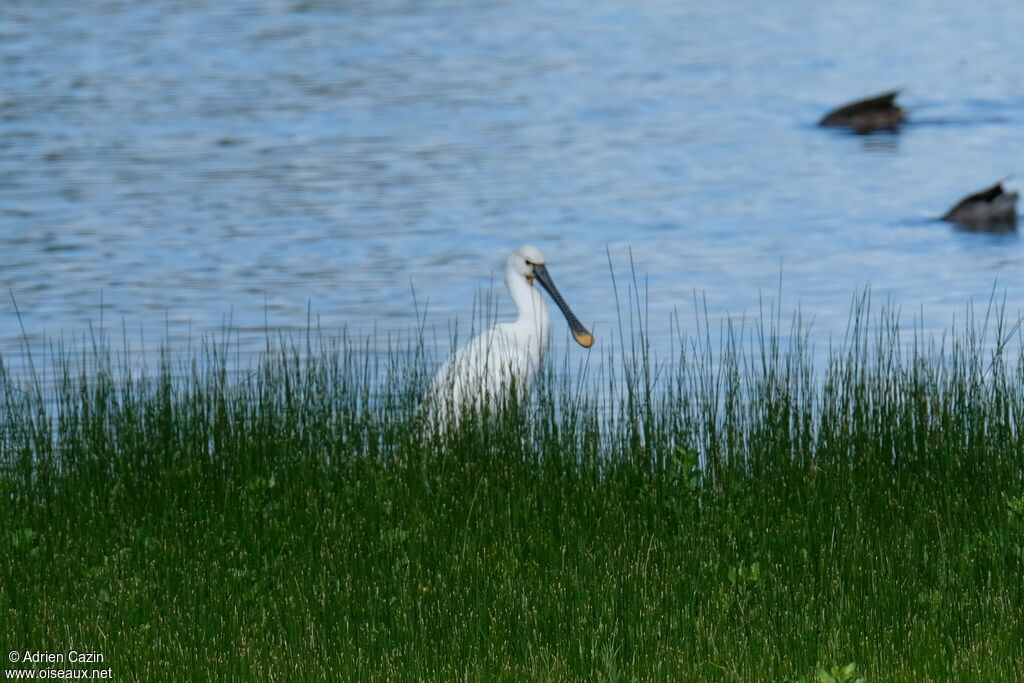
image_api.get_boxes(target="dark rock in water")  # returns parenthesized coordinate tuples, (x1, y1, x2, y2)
(819, 90, 906, 134)
(942, 182, 1019, 231)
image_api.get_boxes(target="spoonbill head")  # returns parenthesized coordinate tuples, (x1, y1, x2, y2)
(426, 244, 593, 429)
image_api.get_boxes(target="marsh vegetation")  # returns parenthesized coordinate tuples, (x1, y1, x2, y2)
(2, 294, 1023, 680)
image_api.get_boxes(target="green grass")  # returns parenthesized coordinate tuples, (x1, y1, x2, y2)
(2, 297, 1024, 681)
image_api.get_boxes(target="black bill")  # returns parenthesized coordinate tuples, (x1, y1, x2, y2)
(533, 263, 594, 348)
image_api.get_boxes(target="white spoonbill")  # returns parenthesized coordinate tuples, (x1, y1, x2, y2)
(426, 244, 593, 427)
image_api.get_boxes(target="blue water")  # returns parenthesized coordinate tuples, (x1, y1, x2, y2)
(3, 0, 1024, 374)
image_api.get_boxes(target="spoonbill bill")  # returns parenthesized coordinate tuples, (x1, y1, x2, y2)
(426, 244, 593, 428)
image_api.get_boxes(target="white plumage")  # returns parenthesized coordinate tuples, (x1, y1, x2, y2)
(426, 245, 593, 428)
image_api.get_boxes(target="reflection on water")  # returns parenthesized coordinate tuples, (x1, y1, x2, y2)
(3, 0, 1024, 377)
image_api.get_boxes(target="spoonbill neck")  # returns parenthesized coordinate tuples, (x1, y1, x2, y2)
(506, 264, 548, 327)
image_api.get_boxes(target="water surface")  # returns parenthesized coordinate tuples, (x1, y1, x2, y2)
(3, 0, 1024, 374)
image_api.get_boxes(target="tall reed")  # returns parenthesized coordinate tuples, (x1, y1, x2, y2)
(1, 290, 1022, 680)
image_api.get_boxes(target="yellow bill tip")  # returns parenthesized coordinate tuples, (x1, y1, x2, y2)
(573, 331, 594, 348)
